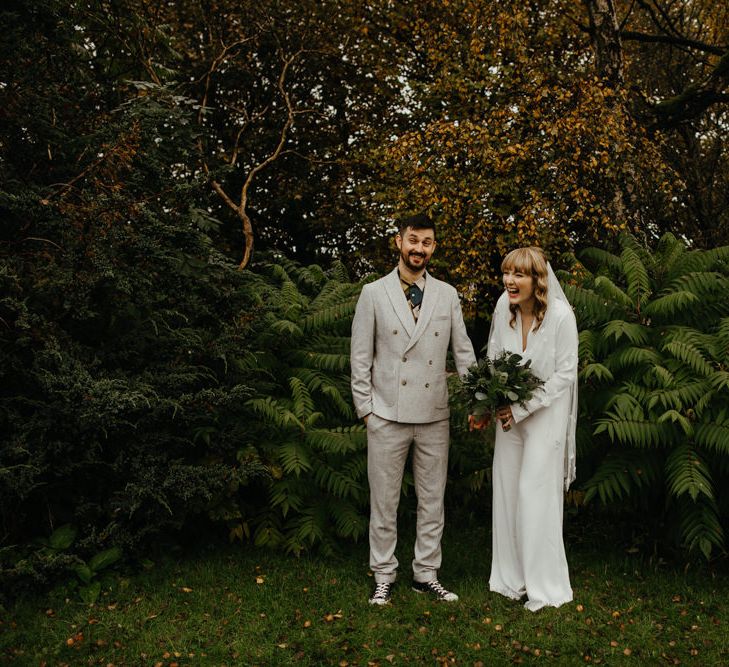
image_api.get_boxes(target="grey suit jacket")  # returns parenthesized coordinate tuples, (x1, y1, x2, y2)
(350, 268, 476, 424)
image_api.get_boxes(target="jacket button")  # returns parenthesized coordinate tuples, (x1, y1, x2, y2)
(401, 379, 407, 386)
(428, 360, 433, 365)
(434, 331, 439, 336)
(393, 329, 398, 335)
(402, 357, 407, 362)
(425, 383, 430, 388)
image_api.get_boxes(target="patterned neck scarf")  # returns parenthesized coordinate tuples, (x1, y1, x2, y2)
(399, 272, 426, 321)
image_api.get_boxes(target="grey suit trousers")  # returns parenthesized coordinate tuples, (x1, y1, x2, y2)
(367, 413, 450, 584)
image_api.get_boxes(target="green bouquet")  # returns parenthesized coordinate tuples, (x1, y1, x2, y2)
(459, 351, 544, 431)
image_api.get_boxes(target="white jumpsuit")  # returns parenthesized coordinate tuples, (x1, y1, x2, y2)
(487, 291, 578, 611)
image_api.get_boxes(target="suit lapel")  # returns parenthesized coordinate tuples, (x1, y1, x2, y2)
(384, 268, 415, 337)
(405, 272, 438, 353)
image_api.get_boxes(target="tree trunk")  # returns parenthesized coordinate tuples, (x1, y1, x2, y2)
(582, 0, 624, 89)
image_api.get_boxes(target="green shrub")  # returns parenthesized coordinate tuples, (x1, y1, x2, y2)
(238, 258, 369, 555)
(565, 233, 729, 558)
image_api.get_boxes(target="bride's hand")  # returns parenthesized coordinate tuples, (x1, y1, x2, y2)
(495, 405, 514, 430)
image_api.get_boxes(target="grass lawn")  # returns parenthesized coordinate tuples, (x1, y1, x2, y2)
(1, 516, 727, 666)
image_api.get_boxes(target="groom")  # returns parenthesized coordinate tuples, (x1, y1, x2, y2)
(350, 213, 476, 605)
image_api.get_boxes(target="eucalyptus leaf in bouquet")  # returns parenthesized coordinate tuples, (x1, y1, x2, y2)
(458, 351, 544, 429)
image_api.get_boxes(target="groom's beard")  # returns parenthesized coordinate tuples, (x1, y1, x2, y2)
(401, 250, 429, 272)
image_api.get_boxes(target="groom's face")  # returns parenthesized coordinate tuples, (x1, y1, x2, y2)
(396, 226, 436, 272)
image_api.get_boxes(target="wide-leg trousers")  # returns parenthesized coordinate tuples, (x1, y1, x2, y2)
(367, 414, 450, 584)
(489, 397, 573, 611)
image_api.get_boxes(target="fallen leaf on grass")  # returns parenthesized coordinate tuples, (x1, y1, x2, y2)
(255, 576, 265, 584)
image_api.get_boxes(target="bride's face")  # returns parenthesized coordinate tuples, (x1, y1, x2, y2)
(503, 267, 536, 309)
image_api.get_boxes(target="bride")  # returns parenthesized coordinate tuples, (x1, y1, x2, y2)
(481, 246, 578, 611)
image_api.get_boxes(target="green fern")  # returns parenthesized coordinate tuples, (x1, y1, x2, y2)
(583, 449, 661, 504)
(620, 243, 651, 306)
(238, 258, 371, 552)
(665, 444, 713, 501)
(574, 233, 729, 558)
(677, 498, 724, 560)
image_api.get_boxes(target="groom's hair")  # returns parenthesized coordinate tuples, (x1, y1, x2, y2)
(398, 212, 436, 238)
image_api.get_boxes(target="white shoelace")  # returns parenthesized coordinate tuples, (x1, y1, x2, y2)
(372, 583, 390, 598)
(428, 580, 449, 596)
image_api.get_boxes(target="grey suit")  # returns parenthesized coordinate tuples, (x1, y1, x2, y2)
(351, 268, 476, 583)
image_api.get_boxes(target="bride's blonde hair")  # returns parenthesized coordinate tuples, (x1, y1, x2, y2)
(501, 246, 549, 330)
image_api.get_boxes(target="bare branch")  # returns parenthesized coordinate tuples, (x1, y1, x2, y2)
(197, 37, 252, 126)
(620, 30, 726, 56)
(204, 47, 307, 269)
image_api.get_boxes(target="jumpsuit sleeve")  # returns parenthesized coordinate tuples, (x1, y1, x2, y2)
(510, 307, 578, 424)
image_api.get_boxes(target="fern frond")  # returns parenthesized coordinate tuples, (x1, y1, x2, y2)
(329, 500, 368, 539)
(694, 418, 729, 455)
(305, 427, 366, 454)
(306, 335, 351, 355)
(580, 363, 614, 382)
(583, 449, 662, 504)
(277, 440, 313, 475)
(263, 262, 291, 284)
(667, 271, 724, 299)
(294, 263, 327, 290)
(286, 505, 327, 552)
(563, 284, 622, 325)
(246, 397, 303, 430)
(620, 243, 652, 305)
(269, 318, 304, 338)
(313, 463, 366, 500)
(295, 350, 350, 373)
(704, 245, 729, 268)
(578, 329, 596, 363)
(665, 444, 713, 501)
(606, 346, 662, 371)
(253, 517, 285, 548)
(342, 455, 368, 481)
(269, 479, 305, 517)
(662, 340, 714, 377)
(578, 247, 623, 274)
(642, 290, 699, 319)
(301, 299, 358, 334)
(329, 260, 351, 283)
(709, 371, 729, 392)
(594, 400, 672, 447)
(294, 368, 354, 419)
(655, 232, 685, 276)
(716, 318, 729, 362)
(592, 275, 633, 309)
(646, 380, 711, 412)
(650, 365, 675, 387)
(289, 377, 315, 420)
(602, 320, 649, 345)
(656, 409, 693, 435)
(677, 496, 725, 559)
